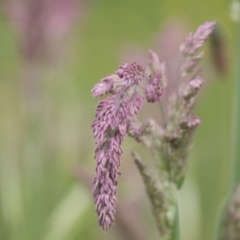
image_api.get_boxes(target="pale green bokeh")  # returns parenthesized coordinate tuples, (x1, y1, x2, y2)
(0, 1, 236, 240)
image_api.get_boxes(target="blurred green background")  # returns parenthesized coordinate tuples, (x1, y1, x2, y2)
(0, 0, 237, 239)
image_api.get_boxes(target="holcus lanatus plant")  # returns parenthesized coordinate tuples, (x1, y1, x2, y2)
(91, 21, 215, 238)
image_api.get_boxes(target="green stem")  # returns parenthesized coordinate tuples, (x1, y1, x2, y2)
(171, 192, 180, 240)
(159, 100, 167, 127)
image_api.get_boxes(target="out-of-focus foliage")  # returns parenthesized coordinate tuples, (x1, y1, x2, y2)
(0, 0, 236, 240)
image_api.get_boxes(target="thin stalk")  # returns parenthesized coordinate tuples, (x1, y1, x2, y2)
(159, 100, 167, 127)
(170, 192, 180, 240)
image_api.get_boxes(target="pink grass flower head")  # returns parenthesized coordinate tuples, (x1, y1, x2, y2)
(145, 73, 164, 103)
(92, 64, 141, 230)
(92, 21, 215, 231)
(92, 62, 165, 230)
(159, 22, 215, 185)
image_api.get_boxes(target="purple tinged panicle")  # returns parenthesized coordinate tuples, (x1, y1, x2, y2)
(180, 22, 216, 56)
(182, 78, 204, 101)
(145, 73, 164, 103)
(92, 63, 145, 230)
(192, 22, 216, 52)
(180, 115, 201, 129)
(127, 120, 152, 143)
(148, 50, 161, 73)
(189, 78, 204, 89)
(128, 94, 143, 116)
(92, 21, 215, 232)
(146, 50, 166, 103)
(148, 50, 166, 79)
(92, 74, 126, 98)
(221, 185, 240, 239)
(116, 62, 145, 85)
(92, 76, 114, 98)
(179, 22, 215, 77)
